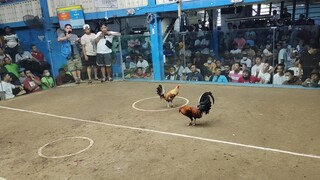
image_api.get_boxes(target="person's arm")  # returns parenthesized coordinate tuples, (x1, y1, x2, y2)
(95, 32, 104, 43)
(58, 33, 70, 42)
(81, 38, 88, 61)
(107, 31, 121, 36)
(41, 77, 49, 88)
(31, 76, 41, 86)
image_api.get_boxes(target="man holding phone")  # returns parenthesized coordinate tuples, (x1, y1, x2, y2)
(95, 23, 121, 82)
(58, 24, 82, 84)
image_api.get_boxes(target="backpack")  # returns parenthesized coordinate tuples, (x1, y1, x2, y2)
(61, 40, 71, 58)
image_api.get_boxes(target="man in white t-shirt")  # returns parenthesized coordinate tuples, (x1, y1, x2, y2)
(95, 23, 121, 82)
(240, 52, 252, 68)
(81, 24, 98, 83)
(251, 56, 264, 76)
(136, 54, 149, 73)
(257, 63, 271, 84)
(0, 73, 23, 100)
(273, 64, 286, 85)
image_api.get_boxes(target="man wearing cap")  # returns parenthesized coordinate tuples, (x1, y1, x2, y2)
(58, 24, 82, 84)
(81, 24, 98, 83)
(302, 69, 320, 87)
(95, 22, 121, 82)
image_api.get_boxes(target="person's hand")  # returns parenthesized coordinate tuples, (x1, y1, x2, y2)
(84, 55, 88, 61)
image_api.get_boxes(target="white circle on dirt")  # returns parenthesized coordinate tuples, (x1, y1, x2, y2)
(132, 96, 189, 112)
(0, 177, 7, 180)
(38, 136, 94, 159)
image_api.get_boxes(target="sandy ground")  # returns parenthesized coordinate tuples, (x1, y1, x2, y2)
(0, 81, 319, 180)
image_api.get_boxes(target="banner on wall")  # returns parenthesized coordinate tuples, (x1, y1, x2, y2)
(57, 5, 85, 29)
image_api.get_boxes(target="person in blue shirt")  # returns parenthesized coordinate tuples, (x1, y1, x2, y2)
(212, 67, 228, 83)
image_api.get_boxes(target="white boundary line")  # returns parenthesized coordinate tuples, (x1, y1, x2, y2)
(38, 136, 94, 159)
(1, 105, 319, 160)
(132, 96, 189, 112)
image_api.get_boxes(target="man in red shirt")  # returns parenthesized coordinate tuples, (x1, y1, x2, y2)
(30, 44, 51, 71)
(238, 69, 261, 83)
(23, 69, 42, 93)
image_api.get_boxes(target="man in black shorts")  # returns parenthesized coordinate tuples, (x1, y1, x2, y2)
(81, 24, 98, 83)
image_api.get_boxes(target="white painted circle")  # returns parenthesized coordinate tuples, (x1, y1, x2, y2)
(38, 136, 94, 159)
(0, 177, 7, 180)
(132, 96, 189, 112)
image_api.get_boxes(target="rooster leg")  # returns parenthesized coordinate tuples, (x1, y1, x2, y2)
(193, 119, 197, 126)
(170, 101, 174, 108)
(188, 117, 194, 126)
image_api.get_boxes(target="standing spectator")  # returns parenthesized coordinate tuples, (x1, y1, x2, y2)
(136, 54, 149, 74)
(278, 42, 287, 65)
(81, 24, 98, 83)
(229, 62, 243, 83)
(299, 43, 320, 80)
(41, 69, 55, 90)
(273, 64, 286, 85)
(95, 23, 121, 82)
(233, 33, 246, 50)
(3, 26, 19, 62)
(22, 69, 42, 93)
(211, 67, 228, 83)
(56, 68, 75, 86)
(281, 8, 292, 25)
(238, 69, 260, 83)
(283, 70, 302, 85)
(263, 44, 273, 65)
(58, 24, 82, 84)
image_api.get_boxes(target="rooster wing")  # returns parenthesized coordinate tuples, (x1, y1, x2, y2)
(156, 84, 165, 99)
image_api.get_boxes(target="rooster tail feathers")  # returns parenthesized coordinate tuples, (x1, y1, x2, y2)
(156, 84, 165, 98)
(197, 91, 215, 114)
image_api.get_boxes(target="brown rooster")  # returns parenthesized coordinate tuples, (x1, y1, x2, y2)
(156, 84, 179, 108)
(179, 92, 215, 126)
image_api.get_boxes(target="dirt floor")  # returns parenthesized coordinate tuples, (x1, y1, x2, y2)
(0, 81, 319, 180)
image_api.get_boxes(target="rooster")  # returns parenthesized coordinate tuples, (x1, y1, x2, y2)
(156, 84, 179, 108)
(179, 92, 215, 126)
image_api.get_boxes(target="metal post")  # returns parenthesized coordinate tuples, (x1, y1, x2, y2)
(292, 0, 296, 22)
(305, 0, 309, 19)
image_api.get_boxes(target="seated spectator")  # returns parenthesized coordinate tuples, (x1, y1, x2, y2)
(302, 69, 320, 88)
(240, 52, 252, 68)
(131, 67, 146, 79)
(15, 46, 41, 75)
(56, 68, 75, 86)
(238, 69, 261, 83)
(18, 68, 27, 84)
(263, 44, 273, 64)
(233, 33, 246, 50)
(230, 43, 242, 56)
(283, 70, 302, 85)
(0, 73, 25, 100)
(192, 51, 205, 69)
(229, 62, 243, 83)
(221, 64, 231, 82)
(122, 55, 137, 78)
(30, 44, 51, 71)
(0, 47, 11, 61)
(212, 67, 228, 83)
(257, 63, 271, 84)
(186, 65, 204, 81)
(0, 58, 9, 76)
(165, 66, 180, 81)
(23, 69, 42, 93)
(203, 56, 216, 75)
(251, 56, 264, 77)
(4, 56, 19, 78)
(273, 64, 286, 85)
(173, 58, 185, 77)
(136, 54, 149, 73)
(41, 69, 55, 90)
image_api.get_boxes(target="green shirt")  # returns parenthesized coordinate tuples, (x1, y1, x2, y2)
(41, 76, 55, 90)
(4, 63, 19, 78)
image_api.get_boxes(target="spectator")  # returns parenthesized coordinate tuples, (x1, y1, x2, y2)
(273, 64, 286, 85)
(211, 67, 228, 83)
(0, 47, 11, 61)
(165, 66, 180, 81)
(30, 44, 51, 74)
(298, 42, 320, 80)
(240, 52, 252, 68)
(257, 63, 271, 84)
(15, 46, 41, 75)
(229, 62, 243, 82)
(173, 58, 185, 77)
(18, 68, 27, 84)
(131, 67, 146, 79)
(0, 58, 8, 76)
(278, 42, 287, 65)
(283, 70, 302, 85)
(4, 56, 19, 78)
(186, 65, 204, 81)
(238, 69, 260, 83)
(0, 73, 24, 100)
(263, 44, 273, 65)
(281, 8, 292, 25)
(203, 56, 216, 75)
(58, 24, 82, 84)
(3, 26, 19, 61)
(221, 64, 231, 81)
(56, 68, 75, 86)
(41, 69, 55, 90)
(272, 10, 280, 23)
(289, 58, 303, 79)
(233, 33, 246, 50)
(95, 23, 121, 82)
(136, 54, 149, 73)
(302, 69, 320, 88)
(22, 69, 42, 93)
(251, 56, 264, 77)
